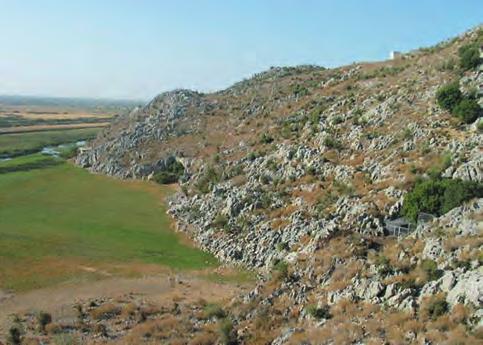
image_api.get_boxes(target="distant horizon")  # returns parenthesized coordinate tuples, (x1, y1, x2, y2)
(1, 1, 482, 100)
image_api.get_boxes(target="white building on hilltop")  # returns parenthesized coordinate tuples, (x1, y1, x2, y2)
(390, 51, 402, 60)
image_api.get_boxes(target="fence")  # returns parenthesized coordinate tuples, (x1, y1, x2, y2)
(384, 212, 435, 238)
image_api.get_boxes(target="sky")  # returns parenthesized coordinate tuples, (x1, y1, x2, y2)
(0, 1, 481, 100)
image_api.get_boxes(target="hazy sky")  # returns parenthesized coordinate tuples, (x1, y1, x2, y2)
(0, 1, 481, 100)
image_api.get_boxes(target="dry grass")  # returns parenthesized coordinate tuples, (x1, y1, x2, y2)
(90, 303, 121, 320)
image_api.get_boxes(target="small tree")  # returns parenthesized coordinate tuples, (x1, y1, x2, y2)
(436, 82, 462, 111)
(402, 178, 483, 222)
(452, 98, 481, 124)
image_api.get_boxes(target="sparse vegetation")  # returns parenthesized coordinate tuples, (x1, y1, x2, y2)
(218, 318, 235, 345)
(323, 136, 342, 150)
(273, 260, 289, 281)
(212, 213, 229, 231)
(306, 304, 331, 320)
(260, 132, 274, 144)
(204, 303, 226, 319)
(424, 294, 449, 319)
(420, 259, 443, 281)
(196, 166, 221, 193)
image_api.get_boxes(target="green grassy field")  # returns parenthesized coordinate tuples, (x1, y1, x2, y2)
(0, 156, 218, 292)
(0, 128, 100, 157)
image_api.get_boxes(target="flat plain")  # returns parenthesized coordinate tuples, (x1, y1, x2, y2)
(0, 156, 218, 292)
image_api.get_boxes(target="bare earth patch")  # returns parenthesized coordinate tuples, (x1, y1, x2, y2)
(0, 271, 249, 338)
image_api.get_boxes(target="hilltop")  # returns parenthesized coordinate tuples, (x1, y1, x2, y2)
(13, 26, 482, 344)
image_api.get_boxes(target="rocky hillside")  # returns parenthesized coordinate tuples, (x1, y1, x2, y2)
(72, 27, 483, 344)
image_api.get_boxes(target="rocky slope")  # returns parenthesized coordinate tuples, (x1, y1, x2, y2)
(73, 27, 483, 344)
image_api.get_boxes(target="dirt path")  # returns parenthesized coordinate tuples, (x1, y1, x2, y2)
(0, 272, 246, 336)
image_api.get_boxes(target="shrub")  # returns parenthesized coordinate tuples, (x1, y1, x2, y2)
(260, 174, 271, 184)
(196, 166, 220, 193)
(218, 318, 235, 345)
(276, 242, 289, 251)
(273, 260, 289, 281)
(260, 133, 274, 144)
(59, 146, 79, 159)
(7, 326, 22, 345)
(452, 98, 481, 124)
(323, 136, 342, 150)
(427, 297, 449, 319)
(420, 259, 443, 281)
(292, 84, 310, 97)
(153, 159, 185, 184)
(332, 116, 344, 125)
(436, 82, 462, 111)
(375, 255, 393, 276)
(204, 303, 226, 319)
(402, 178, 483, 222)
(37, 311, 52, 333)
(212, 214, 228, 230)
(315, 192, 338, 217)
(458, 43, 481, 70)
(306, 304, 331, 320)
(247, 152, 257, 161)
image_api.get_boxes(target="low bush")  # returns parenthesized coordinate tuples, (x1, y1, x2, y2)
(273, 260, 289, 281)
(153, 158, 184, 184)
(323, 136, 342, 150)
(7, 326, 22, 345)
(212, 214, 228, 230)
(420, 259, 443, 281)
(436, 82, 462, 111)
(204, 303, 226, 319)
(375, 255, 393, 276)
(218, 318, 235, 345)
(196, 166, 220, 193)
(306, 304, 331, 320)
(402, 178, 483, 222)
(458, 43, 481, 70)
(478, 119, 483, 132)
(452, 98, 481, 124)
(59, 146, 79, 159)
(260, 133, 274, 144)
(37, 311, 52, 333)
(426, 296, 449, 319)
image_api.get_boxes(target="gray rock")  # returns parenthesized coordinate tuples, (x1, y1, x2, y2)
(447, 269, 483, 308)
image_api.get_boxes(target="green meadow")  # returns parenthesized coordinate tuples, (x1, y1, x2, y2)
(0, 128, 100, 158)
(0, 156, 218, 292)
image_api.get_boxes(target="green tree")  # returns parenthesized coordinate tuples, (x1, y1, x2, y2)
(402, 178, 483, 222)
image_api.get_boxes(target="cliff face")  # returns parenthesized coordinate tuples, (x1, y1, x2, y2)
(75, 27, 483, 343)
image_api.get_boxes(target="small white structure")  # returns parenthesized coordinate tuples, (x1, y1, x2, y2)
(390, 51, 402, 60)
